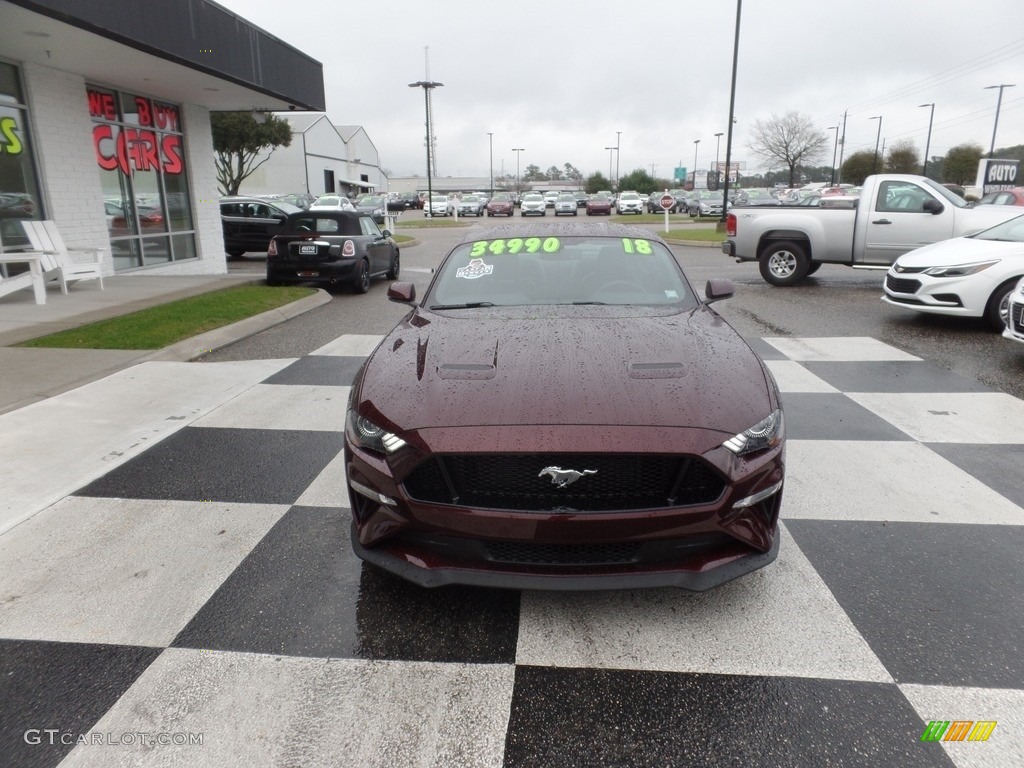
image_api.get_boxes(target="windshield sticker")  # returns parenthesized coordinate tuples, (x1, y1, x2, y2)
(469, 237, 561, 257)
(456, 258, 494, 279)
(621, 238, 653, 254)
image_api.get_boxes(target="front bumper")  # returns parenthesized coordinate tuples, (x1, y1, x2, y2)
(882, 270, 996, 319)
(345, 425, 785, 591)
(1003, 298, 1024, 343)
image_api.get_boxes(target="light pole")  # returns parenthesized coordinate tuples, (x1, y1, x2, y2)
(692, 139, 700, 187)
(512, 147, 524, 195)
(826, 126, 838, 185)
(604, 146, 617, 185)
(409, 80, 443, 216)
(984, 84, 1015, 157)
(615, 131, 622, 190)
(869, 115, 882, 174)
(487, 132, 493, 197)
(713, 132, 723, 187)
(721, 0, 742, 224)
(919, 103, 935, 176)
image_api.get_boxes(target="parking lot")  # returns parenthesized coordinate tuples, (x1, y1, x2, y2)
(2, 217, 1022, 767)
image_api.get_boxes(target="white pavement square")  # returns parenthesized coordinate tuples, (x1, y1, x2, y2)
(764, 337, 922, 362)
(847, 392, 1024, 443)
(192, 383, 350, 432)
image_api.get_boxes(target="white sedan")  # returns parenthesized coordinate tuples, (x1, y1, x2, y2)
(1004, 276, 1024, 346)
(309, 194, 354, 212)
(882, 212, 1024, 331)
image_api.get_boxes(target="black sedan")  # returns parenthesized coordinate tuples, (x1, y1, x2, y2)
(266, 211, 399, 293)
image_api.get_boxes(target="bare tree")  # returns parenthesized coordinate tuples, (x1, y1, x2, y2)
(748, 112, 830, 187)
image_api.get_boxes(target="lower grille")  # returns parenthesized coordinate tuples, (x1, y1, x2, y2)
(1011, 301, 1024, 333)
(486, 541, 641, 565)
(886, 274, 921, 294)
(403, 454, 726, 512)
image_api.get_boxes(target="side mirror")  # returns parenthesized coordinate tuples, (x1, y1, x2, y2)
(704, 278, 734, 304)
(387, 281, 416, 304)
(381, 229, 392, 238)
(923, 199, 944, 215)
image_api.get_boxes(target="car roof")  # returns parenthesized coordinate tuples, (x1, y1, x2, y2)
(286, 210, 366, 222)
(451, 221, 668, 247)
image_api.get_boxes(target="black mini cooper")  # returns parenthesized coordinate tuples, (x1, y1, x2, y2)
(266, 211, 399, 293)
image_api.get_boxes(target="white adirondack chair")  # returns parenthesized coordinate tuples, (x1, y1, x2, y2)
(20, 220, 105, 294)
(0, 269, 37, 301)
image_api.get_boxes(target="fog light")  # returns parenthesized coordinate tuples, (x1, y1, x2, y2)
(349, 479, 397, 507)
(732, 480, 783, 510)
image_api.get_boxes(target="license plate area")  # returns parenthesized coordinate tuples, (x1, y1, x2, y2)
(299, 244, 318, 255)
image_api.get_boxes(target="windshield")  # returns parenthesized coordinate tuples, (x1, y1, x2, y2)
(426, 235, 696, 308)
(921, 178, 971, 209)
(971, 212, 1024, 242)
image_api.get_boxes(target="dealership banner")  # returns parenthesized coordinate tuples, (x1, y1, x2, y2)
(975, 158, 1019, 194)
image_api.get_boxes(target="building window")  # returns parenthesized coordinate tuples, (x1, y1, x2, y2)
(88, 85, 195, 270)
(0, 61, 44, 256)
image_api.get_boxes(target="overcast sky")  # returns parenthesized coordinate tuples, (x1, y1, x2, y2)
(215, 0, 1023, 182)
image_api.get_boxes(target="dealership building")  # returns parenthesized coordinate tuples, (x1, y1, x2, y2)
(0, 0, 324, 278)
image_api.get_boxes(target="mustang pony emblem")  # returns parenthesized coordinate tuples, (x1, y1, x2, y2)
(538, 466, 598, 488)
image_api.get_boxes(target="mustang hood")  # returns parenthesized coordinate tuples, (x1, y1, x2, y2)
(356, 307, 772, 434)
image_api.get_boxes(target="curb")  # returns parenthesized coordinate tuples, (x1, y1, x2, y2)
(142, 288, 333, 362)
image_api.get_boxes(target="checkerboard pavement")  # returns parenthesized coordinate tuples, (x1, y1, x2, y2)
(1, 335, 1022, 768)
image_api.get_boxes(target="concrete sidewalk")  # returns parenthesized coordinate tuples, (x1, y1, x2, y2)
(0, 274, 330, 414)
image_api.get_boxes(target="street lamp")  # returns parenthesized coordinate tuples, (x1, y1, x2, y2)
(615, 131, 622, 190)
(604, 146, 617, 185)
(692, 139, 700, 186)
(869, 115, 883, 174)
(721, 0, 742, 224)
(918, 103, 935, 176)
(826, 126, 838, 185)
(984, 84, 1015, 157)
(512, 147, 525, 194)
(714, 132, 723, 187)
(408, 80, 443, 216)
(487, 132, 494, 197)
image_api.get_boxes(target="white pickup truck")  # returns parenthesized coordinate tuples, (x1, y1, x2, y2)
(722, 175, 1022, 286)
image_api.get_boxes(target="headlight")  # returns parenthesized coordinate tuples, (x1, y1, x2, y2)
(923, 260, 999, 277)
(723, 409, 783, 455)
(347, 411, 406, 454)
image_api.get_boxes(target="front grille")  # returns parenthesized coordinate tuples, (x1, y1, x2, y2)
(403, 454, 726, 512)
(886, 274, 921, 294)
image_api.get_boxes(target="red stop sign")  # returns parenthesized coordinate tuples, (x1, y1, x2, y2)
(659, 194, 675, 210)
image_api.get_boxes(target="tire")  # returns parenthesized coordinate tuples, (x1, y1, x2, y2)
(227, 250, 245, 260)
(806, 262, 822, 276)
(352, 258, 370, 294)
(759, 241, 810, 286)
(573, 211, 578, 216)
(386, 250, 400, 280)
(985, 279, 1018, 331)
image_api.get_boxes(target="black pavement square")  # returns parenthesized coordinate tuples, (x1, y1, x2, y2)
(76, 427, 343, 504)
(925, 443, 1024, 509)
(504, 666, 953, 768)
(172, 506, 520, 664)
(741, 336, 789, 361)
(801, 361, 992, 393)
(263, 355, 366, 387)
(780, 392, 913, 440)
(0, 639, 160, 768)
(787, 520, 1024, 688)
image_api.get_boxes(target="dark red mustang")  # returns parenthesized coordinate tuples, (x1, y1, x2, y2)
(345, 223, 785, 590)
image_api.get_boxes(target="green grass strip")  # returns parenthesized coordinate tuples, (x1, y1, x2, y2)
(19, 285, 316, 350)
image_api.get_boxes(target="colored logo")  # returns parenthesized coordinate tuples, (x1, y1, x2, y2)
(920, 720, 997, 742)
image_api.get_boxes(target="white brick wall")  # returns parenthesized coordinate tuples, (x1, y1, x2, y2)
(22, 63, 109, 270)
(21, 64, 226, 276)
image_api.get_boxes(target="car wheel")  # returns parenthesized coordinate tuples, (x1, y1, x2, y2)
(573, 210, 578, 216)
(386, 250, 401, 280)
(227, 250, 245, 259)
(586, 210, 592, 216)
(805, 262, 822, 276)
(759, 241, 810, 286)
(541, 211, 545, 216)
(985, 279, 1018, 331)
(352, 258, 370, 294)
